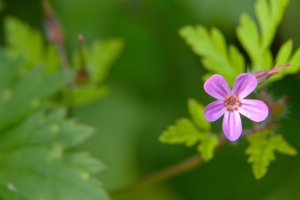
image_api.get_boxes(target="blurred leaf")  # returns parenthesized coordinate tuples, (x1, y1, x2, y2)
(159, 118, 201, 147)
(288, 47, 300, 73)
(255, 0, 289, 50)
(236, 0, 289, 70)
(0, 109, 109, 200)
(268, 39, 293, 82)
(197, 134, 219, 161)
(266, 40, 300, 83)
(0, 55, 66, 130)
(85, 38, 124, 83)
(179, 25, 244, 86)
(4, 16, 45, 67)
(188, 98, 210, 132)
(72, 85, 109, 106)
(0, 0, 3, 12)
(45, 44, 61, 73)
(72, 38, 124, 106)
(245, 131, 297, 179)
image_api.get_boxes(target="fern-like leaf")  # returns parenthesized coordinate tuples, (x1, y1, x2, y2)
(245, 131, 297, 179)
(0, 109, 109, 200)
(179, 26, 244, 85)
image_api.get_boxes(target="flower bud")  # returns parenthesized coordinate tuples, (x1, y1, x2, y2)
(250, 63, 290, 83)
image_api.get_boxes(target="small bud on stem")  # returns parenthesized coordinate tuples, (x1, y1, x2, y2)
(251, 63, 290, 83)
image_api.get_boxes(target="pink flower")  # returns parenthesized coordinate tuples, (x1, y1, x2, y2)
(204, 73, 269, 141)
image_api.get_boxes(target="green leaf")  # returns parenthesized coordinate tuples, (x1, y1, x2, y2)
(0, 109, 109, 200)
(188, 98, 210, 132)
(4, 16, 45, 67)
(197, 134, 219, 161)
(245, 131, 297, 179)
(159, 99, 218, 161)
(0, 61, 67, 130)
(255, 0, 289, 50)
(45, 44, 61, 73)
(159, 118, 201, 147)
(288, 47, 300, 73)
(269, 134, 297, 156)
(72, 85, 109, 106)
(236, 0, 289, 70)
(71, 38, 124, 106)
(179, 25, 244, 85)
(268, 39, 293, 82)
(85, 38, 124, 83)
(265, 39, 300, 83)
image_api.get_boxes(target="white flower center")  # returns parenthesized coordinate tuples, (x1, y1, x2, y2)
(224, 94, 242, 111)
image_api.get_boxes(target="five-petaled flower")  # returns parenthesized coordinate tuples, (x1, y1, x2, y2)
(204, 73, 269, 141)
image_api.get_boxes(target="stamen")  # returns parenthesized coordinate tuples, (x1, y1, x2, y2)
(224, 94, 241, 112)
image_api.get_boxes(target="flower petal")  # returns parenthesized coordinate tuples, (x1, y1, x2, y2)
(239, 99, 269, 122)
(232, 73, 257, 99)
(204, 74, 231, 99)
(222, 111, 242, 141)
(204, 100, 226, 122)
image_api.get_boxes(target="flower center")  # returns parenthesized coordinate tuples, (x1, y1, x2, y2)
(224, 94, 241, 111)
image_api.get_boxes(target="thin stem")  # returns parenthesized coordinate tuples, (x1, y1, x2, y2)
(109, 134, 227, 197)
(109, 129, 256, 198)
(109, 155, 203, 197)
(56, 43, 70, 72)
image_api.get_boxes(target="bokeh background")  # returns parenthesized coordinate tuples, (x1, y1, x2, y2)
(1, 0, 300, 199)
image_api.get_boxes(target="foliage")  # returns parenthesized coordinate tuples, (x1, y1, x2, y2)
(0, 51, 109, 199)
(173, 0, 299, 180)
(0, 109, 109, 200)
(72, 38, 124, 106)
(159, 99, 219, 161)
(4, 16, 124, 106)
(245, 131, 297, 179)
(180, 0, 300, 84)
(179, 26, 244, 86)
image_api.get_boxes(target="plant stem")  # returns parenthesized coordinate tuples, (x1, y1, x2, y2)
(109, 134, 227, 197)
(109, 128, 257, 197)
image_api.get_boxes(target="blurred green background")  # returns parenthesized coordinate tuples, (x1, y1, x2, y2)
(2, 0, 300, 199)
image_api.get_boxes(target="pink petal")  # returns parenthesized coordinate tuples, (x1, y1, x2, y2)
(204, 100, 226, 122)
(222, 111, 242, 141)
(232, 73, 257, 99)
(204, 74, 231, 100)
(239, 99, 269, 122)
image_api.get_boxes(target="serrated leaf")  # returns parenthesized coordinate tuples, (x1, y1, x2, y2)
(236, 13, 260, 65)
(72, 38, 123, 106)
(268, 39, 293, 82)
(188, 98, 210, 132)
(65, 152, 106, 174)
(269, 134, 297, 156)
(288, 47, 300, 73)
(5, 16, 45, 67)
(236, 0, 289, 70)
(159, 118, 201, 147)
(246, 131, 297, 179)
(197, 134, 219, 161)
(274, 39, 293, 67)
(0, 109, 109, 200)
(85, 38, 124, 83)
(73, 85, 109, 106)
(0, 63, 67, 130)
(179, 25, 244, 85)
(255, 0, 289, 50)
